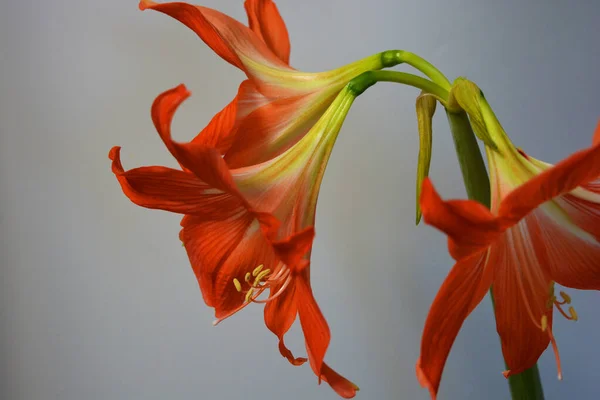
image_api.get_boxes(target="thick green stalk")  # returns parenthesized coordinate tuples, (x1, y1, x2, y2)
(445, 110, 545, 400)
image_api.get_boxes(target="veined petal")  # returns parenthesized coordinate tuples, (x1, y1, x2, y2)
(180, 213, 277, 315)
(420, 178, 503, 259)
(139, 0, 290, 74)
(109, 146, 237, 217)
(416, 250, 493, 400)
(244, 0, 290, 64)
(490, 221, 555, 377)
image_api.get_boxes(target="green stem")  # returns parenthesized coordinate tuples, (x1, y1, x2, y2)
(381, 50, 452, 90)
(348, 70, 449, 100)
(445, 110, 545, 400)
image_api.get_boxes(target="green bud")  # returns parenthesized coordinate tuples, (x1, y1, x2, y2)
(415, 92, 437, 225)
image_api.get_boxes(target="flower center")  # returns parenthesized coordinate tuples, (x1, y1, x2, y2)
(211, 264, 292, 326)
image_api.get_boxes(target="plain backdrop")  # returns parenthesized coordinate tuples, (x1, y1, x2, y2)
(1, 0, 599, 399)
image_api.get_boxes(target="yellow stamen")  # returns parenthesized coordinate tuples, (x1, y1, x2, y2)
(245, 288, 254, 303)
(252, 264, 264, 277)
(541, 315, 548, 332)
(233, 278, 242, 292)
(254, 269, 271, 286)
(244, 272, 251, 283)
(568, 306, 578, 321)
(559, 291, 571, 304)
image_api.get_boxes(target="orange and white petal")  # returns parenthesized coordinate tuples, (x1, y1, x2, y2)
(244, 0, 290, 64)
(419, 178, 504, 260)
(225, 91, 328, 168)
(139, 0, 290, 76)
(416, 250, 493, 400)
(489, 220, 555, 377)
(109, 146, 237, 217)
(497, 138, 600, 227)
(529, 203, 600, 290)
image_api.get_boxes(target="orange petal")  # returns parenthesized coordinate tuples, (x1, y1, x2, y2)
(307, 357, 359, 399)
(264, 281, 307, 365)
(180, 214, 277, 315)
(296, 275, 329, 382)
(109, 146, 237, 217)
(490, 223, 554, 377)
(244, 0, 291, 64)
(416, 250, 493, 400)
(420, 178, 503, 259)
(498, 139, 600, 226)
(139, 1, 289, 76)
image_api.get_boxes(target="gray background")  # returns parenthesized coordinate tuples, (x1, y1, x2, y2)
(1, 0, 599, 399)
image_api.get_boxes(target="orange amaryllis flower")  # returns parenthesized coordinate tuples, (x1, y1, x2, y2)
(416, 120, 600, 399)
(139, 0, 398, 167)
(109, 83, 361, 397)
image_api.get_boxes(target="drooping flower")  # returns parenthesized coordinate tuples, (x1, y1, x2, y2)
(109, 83, 361, 397)
(139, 0, 400, 167)
(415, 116, 600, 399)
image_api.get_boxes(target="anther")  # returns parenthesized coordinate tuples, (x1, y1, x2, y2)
(252, 264, 264, 277)
(233, 278, 242, 292)
(245, 288, 254, 303)
(568, 306, 578, 321)
(254, 269, 271, 286)
(559, 291, 571, 304)
(245, 272, 251, 283)
(541, 315, 548, 332)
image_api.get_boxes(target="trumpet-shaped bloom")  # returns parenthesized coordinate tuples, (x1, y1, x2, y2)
(110, 83, 360, 397)
(139, 0, 397, 167)
(416, 121, 600, 399)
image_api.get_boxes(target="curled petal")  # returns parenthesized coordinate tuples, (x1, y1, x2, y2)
(109, 146, 237, 217)
(244, 0, 291, 64)
(264, 281, 307, 365)
(307, 345, 359, 398)
(139, 1, 290, 76)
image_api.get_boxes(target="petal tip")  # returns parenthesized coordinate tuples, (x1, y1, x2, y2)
(108, 146, 121, 160)
(416, 360, 438, 400)
(138, 0, 155, 11)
